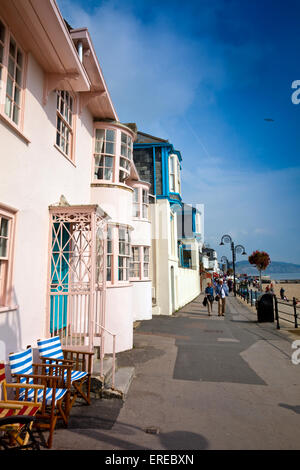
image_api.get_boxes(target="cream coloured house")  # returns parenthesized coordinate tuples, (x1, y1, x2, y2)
(0, 0, 152, 364)
(133, 132, 203, 315)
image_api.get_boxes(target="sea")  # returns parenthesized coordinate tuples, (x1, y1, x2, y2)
(240, 272, 300, 281)
(268, 273, 300, 281)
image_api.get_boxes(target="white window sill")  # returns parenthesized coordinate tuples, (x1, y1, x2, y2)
(0, 305, 18, 314)
(0, 113, 30, 144)
(54, 144, 76, 167)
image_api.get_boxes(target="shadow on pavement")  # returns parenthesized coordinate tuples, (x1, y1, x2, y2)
(278, 403, 300, 415)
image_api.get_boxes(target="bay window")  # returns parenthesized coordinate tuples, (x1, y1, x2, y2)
(133, 188, 140, 217)
(129, 246, 150, 281)
(119, 132, 132, 183)
(143, 247, 150, 278)
(107, 226, 113, 281)
(130, 246, 140, 278)
(118, 227, 130, 281)
(94, 128, 116, 181)
(169, 156, 175, 192)
(142, 189, 149, 219)
(177, 160, 181, 194)
(132, 186, 149, 220)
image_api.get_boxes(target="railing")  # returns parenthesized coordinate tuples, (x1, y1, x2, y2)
(274, 296, 299, 330)
(94, 321, 116, 390)
(237, 287, 262, 306)
(237, 287, 299, 330)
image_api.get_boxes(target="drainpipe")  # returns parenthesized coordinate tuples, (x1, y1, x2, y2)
(77, 41, 83, 63)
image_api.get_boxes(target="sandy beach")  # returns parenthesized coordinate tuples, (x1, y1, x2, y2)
(270, 282, 300, 302)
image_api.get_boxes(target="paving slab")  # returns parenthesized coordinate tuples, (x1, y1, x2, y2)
(48, 294, 300, 451)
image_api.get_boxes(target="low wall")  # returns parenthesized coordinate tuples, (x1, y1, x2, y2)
(131, 281, 152, 321)
(176, 267, 200, 310)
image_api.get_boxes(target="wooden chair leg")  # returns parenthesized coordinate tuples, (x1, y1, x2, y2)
(73, 380, 91, 405)
(47, 415, 57, 449)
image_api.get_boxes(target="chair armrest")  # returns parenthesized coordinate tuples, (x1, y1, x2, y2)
(62, 349, 94, 356)
(12, 373, 60, 383)
(0, 401, 22, 410)
(5, 383, 45, 391)
(33, 362, 73, 369)
(39, 356, 76, 365)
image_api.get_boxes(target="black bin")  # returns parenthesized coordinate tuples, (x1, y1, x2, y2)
(256, 293, 274, 322)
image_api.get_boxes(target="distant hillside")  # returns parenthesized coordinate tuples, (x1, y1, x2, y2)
(235, 261, 300, 274)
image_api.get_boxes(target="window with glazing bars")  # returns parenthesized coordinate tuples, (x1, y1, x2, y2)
(94, 129, 115, 180)
(119, 132, 132, 182)
(130, 246, 140, 278)
(142, 189, 149, 218)
(177, 160, 181, 193)
(133, 188, 140, 217)
(56, 90, 74, 158)
(107, 226, 113, 281)
(143, 247, 150, 278)
(118, 227, 130, 281)
(169, 156, 175, 192)
(0, 212, 11, 306)
(0, 18, 24, 127)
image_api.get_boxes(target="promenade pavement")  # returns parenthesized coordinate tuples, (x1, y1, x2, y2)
(49, 293, 300, 451)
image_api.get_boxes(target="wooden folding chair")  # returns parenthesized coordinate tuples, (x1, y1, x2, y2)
(8, 347, 72, 448)
(37, 336, 94, 411)
(0, 362, 44, 449)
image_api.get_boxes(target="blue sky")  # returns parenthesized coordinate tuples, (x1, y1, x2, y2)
(58, 0, 300, 264)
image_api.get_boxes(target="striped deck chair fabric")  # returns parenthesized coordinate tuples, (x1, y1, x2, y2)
(8, 348, 67, 405)
(0, 402, 40, 419)
(0, 363, 42, 449)
(37, 336, 87, 383)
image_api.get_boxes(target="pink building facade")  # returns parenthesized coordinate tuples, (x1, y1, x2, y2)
(0, 0, 152, 365)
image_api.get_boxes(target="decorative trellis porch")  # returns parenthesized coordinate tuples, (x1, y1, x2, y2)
(47, 204, 115, 384)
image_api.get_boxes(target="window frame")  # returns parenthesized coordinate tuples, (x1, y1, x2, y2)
(106, 226, 113, 283)
(55, 90, 75, 162)
(132, 188, 140, 218)
(118, 226, 130, 282)
(142, 189, 149, 219)
(132, 186, 149, 221)
(119, 132, 132, 183)
(129, 245, 150, 281)
(0, 17, 26, 131)
(0, 204, 17, 309)
(169, 155, 175, 192)
(130, 246, 140, 280)
(93, 128, 116, 182)
(143, 246, 150, 279)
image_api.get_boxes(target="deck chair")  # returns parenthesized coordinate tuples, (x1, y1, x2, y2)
(37, 336, 94, 410)
(0, 362, 44, 449)
(0, 409, 41, 450)
(8, 347, 72, 448)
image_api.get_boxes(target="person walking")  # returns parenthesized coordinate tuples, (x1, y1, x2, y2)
(215, 279, 229, 316)
(205, 282, 214, 316)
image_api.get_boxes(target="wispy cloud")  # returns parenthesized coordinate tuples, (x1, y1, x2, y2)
(57, 0, 300, 263)
(58, 0, 269, 130)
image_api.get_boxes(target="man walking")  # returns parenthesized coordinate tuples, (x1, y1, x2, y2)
(215, 279, 229, 316)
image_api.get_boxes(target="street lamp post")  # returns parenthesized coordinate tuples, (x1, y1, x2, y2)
(220, 256, 229, 274)
(220, 235, 247, 296)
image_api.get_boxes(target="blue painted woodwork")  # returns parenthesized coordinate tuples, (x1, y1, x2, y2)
(50, 223, 69, 333)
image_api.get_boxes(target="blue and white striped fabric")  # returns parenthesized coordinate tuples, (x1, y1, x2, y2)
(38, 336, 87, 383)
(38, 336, 64, 361)
(8, 347, 67, 405)
(9, 348, 34, 385)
